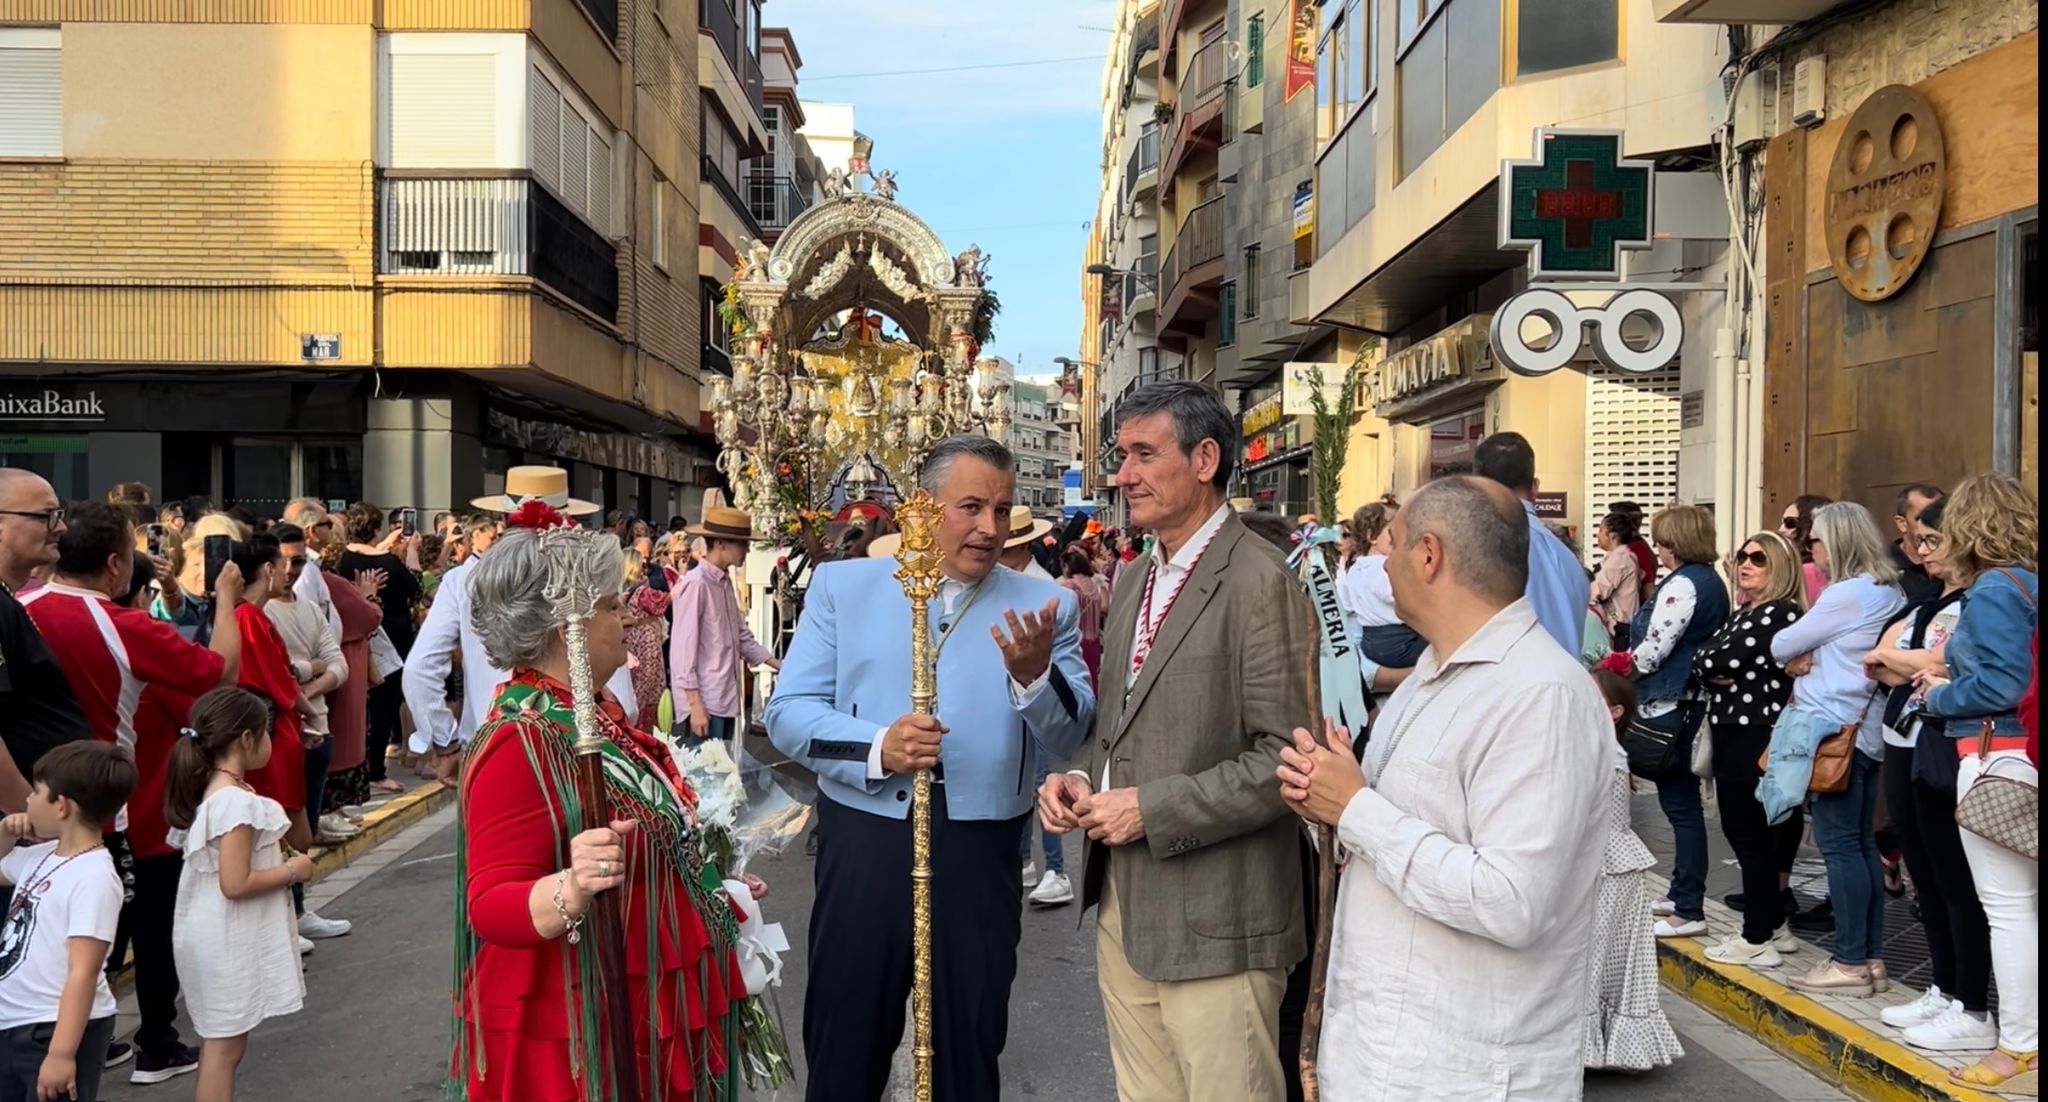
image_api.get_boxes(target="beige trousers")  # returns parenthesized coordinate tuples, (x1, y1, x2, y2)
(1096, 880, 1288, 1102)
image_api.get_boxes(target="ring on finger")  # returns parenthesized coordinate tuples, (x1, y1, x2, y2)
(598, 859, 613, 877)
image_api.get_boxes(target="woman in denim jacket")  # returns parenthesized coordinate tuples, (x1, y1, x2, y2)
(1917, 474, 2040, 1094)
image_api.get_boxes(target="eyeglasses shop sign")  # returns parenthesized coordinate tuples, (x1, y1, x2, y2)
(0, 389, 109, 424)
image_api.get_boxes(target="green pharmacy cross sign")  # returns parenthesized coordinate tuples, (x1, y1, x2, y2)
(1499, 129, 1655, 281)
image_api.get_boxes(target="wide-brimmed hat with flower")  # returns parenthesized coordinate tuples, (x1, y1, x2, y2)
(470, 466, 599, 517)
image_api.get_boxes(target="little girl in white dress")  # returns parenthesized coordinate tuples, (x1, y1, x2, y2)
(166, 687, 314, 1100)
(1586, 670, 1685, 1071)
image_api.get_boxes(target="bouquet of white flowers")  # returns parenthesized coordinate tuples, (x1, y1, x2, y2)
(672, 737, 812, 1090)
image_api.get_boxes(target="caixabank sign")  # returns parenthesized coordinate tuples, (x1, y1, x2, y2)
(0, 388, 108, 424)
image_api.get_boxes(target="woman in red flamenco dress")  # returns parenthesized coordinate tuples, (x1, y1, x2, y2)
(448, 510, 763, 1101)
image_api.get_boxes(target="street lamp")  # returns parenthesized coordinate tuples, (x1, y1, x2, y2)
(1085, 262, 1158, 291)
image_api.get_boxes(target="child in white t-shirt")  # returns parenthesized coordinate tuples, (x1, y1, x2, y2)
(0, 741, 136, 1102)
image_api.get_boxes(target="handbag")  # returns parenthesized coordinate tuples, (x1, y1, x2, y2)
(1691, 719, 1715, 779)
(1808, 722, 1856, 794)
(1956, 720, 2039, 860)
(1625, 701, 1704, 781)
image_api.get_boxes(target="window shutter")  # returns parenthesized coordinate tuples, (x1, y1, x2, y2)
(389, 52, 497, 166)
(528, 66, 563, 196)
(0, 39, 62, 158)
(556, 108, 590, 216)
(585, 127, 613, 237)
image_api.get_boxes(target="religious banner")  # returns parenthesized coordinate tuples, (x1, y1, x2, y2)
(1285, 0, 1319, 103)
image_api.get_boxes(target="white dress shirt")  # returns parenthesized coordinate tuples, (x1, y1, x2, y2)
(404, 555, 635, 752)
(1323, 599, 1612, 1102)
(294, 557, 344, 648)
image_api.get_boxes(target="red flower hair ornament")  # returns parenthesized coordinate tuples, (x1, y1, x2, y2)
(506, 499, 572, 531)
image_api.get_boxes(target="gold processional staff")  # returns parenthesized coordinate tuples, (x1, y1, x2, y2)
(890, 494, 946, 1102)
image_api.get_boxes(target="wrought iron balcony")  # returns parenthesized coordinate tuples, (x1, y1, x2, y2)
(379, 175, 619, 323)
(746, 175, 813, 233)
(1158, 194, 1224, 325)
(1124, 124, 1159, 207)
(702, 155, 765, 242)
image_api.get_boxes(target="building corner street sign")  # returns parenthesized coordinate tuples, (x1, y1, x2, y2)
(302, 334, 342, 362)
(1500, 129, 1655, 281)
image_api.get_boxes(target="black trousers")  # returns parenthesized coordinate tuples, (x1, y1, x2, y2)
(1719, 778, 1804, 944)
(804, 789, 1023, 1102)
(121, 854, 184, 1059)
(0, 1016, 115, 1102)
(1882, 744, 1992, 1010)
(366, 680, 403, 782)
(1276, 829, 1318, 1102)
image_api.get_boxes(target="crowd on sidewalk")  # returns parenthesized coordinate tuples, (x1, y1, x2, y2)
(0, 467, 780, 1101)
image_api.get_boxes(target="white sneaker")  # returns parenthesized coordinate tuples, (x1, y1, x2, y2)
(1875, 983, 1941, 1024)
(1651, 899, 1677, 917)
(1881, 985, 1950, 1029)
(318, 820, 361, 839)
(298, 911, 353, 940)
(1028, 871, 1075, 908)
(1021, 861, 1037, 887)
(1653, 917, 1708, 939)
(1771, 924, 1801, 954)
(1704, 935, 1782, 968)
(1902, 1003, 1999, 1053)
(297, 935, 315, 956)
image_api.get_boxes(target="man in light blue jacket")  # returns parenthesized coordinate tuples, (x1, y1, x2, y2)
(766, 435, 1095, 1102)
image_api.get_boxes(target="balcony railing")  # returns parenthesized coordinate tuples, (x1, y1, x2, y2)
(746, 174, 812, 232)
(702, 155, 765, 242)
(701, 0, 740, 76)
(578, 0, 617, 42)
(743, 51, 764, 119)
(702, 342, 733, 378)
(1159, 195, 1224, 304)
(1186, 39, 1229, 108)
(1122, 252, 1158, 315)
(1123, 124, 1159, 204)
(379, 175, 619, 323)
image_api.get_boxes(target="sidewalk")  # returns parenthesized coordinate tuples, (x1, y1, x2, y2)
(1633, 788, 2004, 1102)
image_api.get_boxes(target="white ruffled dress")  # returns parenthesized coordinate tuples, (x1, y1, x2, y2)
(170, 785, 307, 1039)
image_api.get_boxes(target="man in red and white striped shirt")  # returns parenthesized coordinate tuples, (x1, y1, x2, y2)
(20, 501, 242, 1085)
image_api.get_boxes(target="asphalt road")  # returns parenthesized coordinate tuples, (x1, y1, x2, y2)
(98, 810, 1848, 1101)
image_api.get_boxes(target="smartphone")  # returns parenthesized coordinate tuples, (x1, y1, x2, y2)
(145, 523, 165, 557)
(400, 508, 418, 538)
(202, 535, 233, 596)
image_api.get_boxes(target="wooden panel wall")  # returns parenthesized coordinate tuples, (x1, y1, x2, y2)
(1761, 129, 1807, 516)
(1799, 233, 1998, 516)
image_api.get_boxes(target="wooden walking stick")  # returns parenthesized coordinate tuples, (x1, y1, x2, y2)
(890, 493, 947, 1102)
(541, 525, 643, 1102)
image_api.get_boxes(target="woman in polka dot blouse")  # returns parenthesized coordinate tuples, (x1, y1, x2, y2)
(1694, 531, 1809, 967)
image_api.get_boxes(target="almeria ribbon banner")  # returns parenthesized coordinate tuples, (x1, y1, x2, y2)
(1285, 0, 1320, 103)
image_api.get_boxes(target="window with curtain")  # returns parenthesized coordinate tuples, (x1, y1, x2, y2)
(1515, 0, 1618, 77)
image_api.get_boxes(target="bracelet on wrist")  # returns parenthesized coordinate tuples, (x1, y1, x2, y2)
(552, 871, 586, 945)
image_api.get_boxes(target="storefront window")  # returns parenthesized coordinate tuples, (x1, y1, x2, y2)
(302, 439, 364, 511)
(1427, 409, 1485, 479)
(0, 435, 89, 502)
(225, 438, 292, 518)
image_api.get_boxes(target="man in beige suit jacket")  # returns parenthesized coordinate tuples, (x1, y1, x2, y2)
(1039, 381, 1315, 1102)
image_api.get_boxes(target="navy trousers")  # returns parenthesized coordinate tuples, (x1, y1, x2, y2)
(804, 787, 1025, 1102)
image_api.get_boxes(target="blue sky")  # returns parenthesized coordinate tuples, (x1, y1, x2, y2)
(774, 0, 1111, 377)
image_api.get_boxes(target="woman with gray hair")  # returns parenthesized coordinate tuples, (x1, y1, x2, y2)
(448, 522, 764, 1101)
(1764, 502, 1905, 998)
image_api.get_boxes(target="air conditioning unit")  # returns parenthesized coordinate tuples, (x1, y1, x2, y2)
(1793, 56, 1827, 128)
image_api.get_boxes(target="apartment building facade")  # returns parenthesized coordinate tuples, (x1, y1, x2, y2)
(0, 0, 727, 521)
(1010, 378, 1073, 520)
(1295, 0, 1730, 552)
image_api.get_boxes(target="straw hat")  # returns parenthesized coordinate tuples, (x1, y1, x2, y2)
(687, 506, 756, 542)
(867, 532, 903, 560)
(470, 466, 598, 516)
(1004, 506, 1055, 550)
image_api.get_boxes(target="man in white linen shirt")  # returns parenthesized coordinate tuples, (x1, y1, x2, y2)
(405, 475, 635, 781)
(1277, 476, 1612, 1102)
